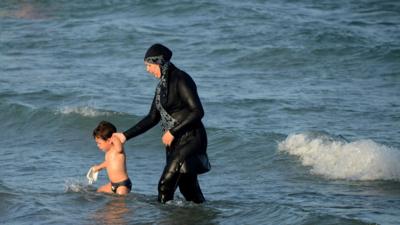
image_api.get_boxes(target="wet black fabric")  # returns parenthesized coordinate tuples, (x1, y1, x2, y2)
(158, 172, 205, 204)
(123, 63, 210, 174)
(123, 63, 210, 203)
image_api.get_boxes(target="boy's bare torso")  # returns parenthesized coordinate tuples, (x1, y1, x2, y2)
(106, 147, 129, 183)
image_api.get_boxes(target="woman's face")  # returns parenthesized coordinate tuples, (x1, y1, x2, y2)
(145, 62, 161, 79)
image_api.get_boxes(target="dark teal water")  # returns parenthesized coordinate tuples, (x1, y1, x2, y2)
(1, 1, 400, 224)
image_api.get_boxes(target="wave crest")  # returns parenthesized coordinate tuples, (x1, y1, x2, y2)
(278, 132, 400, 181)
(56, 106, 115, 117)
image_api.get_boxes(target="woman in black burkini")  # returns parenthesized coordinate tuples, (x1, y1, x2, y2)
(114, 43, 210, 204)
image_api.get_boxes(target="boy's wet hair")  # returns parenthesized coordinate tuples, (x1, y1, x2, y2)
(93, 121, 117, 140)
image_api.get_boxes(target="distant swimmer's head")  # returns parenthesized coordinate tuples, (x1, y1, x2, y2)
(93, 121, 117, 151)
(144, 43, 172, 79)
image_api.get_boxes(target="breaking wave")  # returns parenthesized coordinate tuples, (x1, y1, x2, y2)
(279, 132, 400, 181)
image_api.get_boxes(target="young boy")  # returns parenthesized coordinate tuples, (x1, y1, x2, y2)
(92, 121, 132, 195)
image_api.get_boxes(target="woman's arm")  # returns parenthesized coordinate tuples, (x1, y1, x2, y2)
(122, 96, 161, 141)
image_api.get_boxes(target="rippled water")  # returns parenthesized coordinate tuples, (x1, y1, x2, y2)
(1, 1, 399, 224)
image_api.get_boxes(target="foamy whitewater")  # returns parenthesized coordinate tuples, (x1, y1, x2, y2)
(56, 106, 120, 117)
(279, 132, 400, 181)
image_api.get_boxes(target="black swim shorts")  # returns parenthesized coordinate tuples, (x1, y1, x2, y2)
(111, 178, 132, 193)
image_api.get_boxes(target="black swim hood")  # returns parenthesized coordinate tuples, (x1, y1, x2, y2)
(144, 43, 173, 63)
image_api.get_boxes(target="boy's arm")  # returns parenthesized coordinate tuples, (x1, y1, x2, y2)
(111, 135, 124, 153)
(93, 161, 107, 172)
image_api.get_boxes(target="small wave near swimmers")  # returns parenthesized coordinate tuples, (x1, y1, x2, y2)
(92, 121, 132, 195)
(114, 43, 211, 204)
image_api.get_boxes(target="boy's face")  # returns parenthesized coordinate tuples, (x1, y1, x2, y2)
(95, 137, 112, 152)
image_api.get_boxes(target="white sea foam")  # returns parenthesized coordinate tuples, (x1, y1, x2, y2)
(56, 106, 111, 117)
(278, 132, 400, 181)
(64, 178, 95, 193)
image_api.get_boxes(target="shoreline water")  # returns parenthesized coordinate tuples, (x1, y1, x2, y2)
(1, 0, 399, 224)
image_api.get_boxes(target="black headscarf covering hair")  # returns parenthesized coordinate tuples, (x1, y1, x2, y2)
(144, 43, 172, 63)
(144, 44, 178, 130)
(144, 43, 172, 82)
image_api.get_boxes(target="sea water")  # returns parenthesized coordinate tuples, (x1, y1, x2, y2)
(0, 0, 399, 224)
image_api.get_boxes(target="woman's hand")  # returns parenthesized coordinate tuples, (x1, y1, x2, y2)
(162, 130, 174, 147)
(113, 133, 127, 144)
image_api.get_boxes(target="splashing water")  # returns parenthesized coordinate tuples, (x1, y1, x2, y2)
(64, 178, 95, 193)
(278, 132, 400, 181)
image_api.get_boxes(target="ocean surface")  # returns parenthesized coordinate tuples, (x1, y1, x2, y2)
(1, 0, 400, 224)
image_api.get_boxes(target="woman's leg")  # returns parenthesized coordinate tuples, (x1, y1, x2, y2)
(157, 128, 207, 203)
(178, 173, 205, 203)
(157, 160, 181, 203)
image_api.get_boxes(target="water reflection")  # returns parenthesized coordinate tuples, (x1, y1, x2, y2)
(92, 196, 131, 225)
(0, 1, 48, 19)
(157, 200, 219, 225)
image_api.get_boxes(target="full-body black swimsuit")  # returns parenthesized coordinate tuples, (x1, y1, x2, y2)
(123, 63, 210, 203)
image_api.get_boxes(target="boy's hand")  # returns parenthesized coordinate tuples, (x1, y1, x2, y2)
(162, 130, 174, 147)
(113, 133, 126, 144)
(92, 165, 100, 172)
